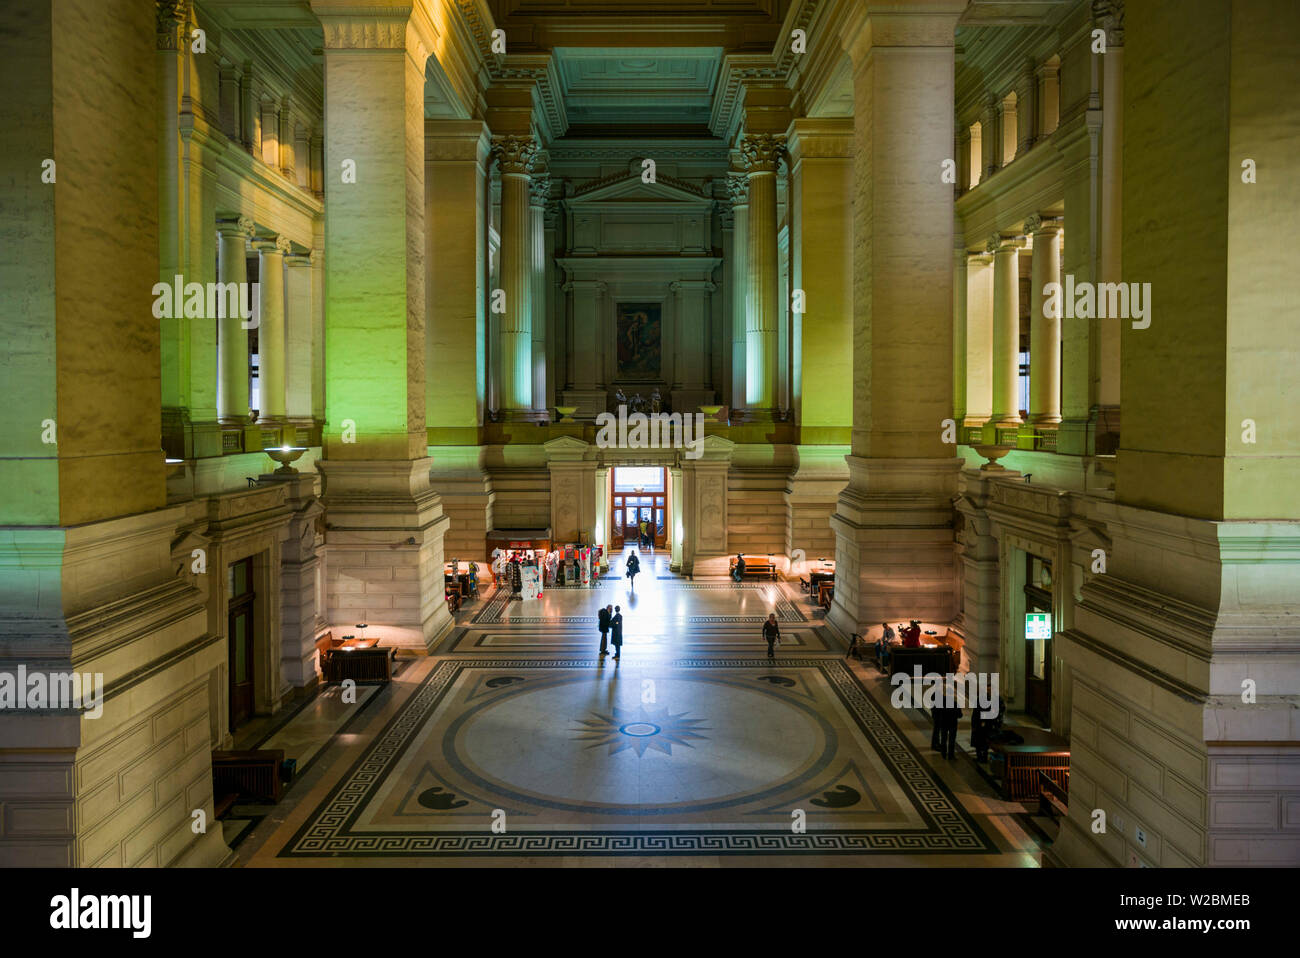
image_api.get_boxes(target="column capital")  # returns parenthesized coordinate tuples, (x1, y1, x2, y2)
(1092, 0, 1124, 47)
(740, 133, 787, 174)
(251, 235, 290, 255)
(285, 249, 316, 267)
(670, 280, 717, 293)
(1025, 214, 1063, 236)
(986, 233, 1025, 253)
(156, 0, 190, 51)
(726, 171, 749, 206)
(529, 173, 550, 207)
(217, 215, 255, 238)
(491, 135, 539, 175)
(840, 0, 967, 62)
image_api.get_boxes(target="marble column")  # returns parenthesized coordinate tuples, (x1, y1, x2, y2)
(990, 234, 1023, 428)
(278, 95, 295, 179)
(310, 0, 451, 650)
(491, 134, 538, 422)
(561, 279, 607, 419)
(964, 252, 995, 428)
(828, 0, 966, 637)
(284, 251, 314, 423)
(217, 216, 254, 422)
(253, 235, 289, 428)
(741, 134, 784, 421)
(1097, 9, 1123, 412)
(727, 172, 749, 417)
(1027, 216, 1062, 425)
(530, 172, 549, 421)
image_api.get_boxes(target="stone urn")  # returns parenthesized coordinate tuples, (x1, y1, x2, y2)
(265, 445, 308, 475)
(699, 405, 723, 421)
(555, 406, 577, 423)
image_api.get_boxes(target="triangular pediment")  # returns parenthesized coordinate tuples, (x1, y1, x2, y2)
(566, 173, 712, 208)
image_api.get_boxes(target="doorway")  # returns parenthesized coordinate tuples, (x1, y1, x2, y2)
(611, 466, 666, 550)
(228, 556, 256, 731)
(1023, 552, 1053, 727)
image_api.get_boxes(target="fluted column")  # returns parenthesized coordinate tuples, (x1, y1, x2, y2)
(491, 134, 538, 421)
(217, 216, 254, 422)
(252, 235, 289, 426)
(990, 234, 1023, 428)
(671, 279, 716, 412)
(952, 245, 967, 424)
(741, 133, 784, 420)
(964, 252, 995, 427)
(530, 171, 549, 421)
(727, 171, 749, 416)
(1027, 215, 1062, 425)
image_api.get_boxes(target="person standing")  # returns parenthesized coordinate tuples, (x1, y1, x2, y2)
(625, 551, 640, 590)
(762, 613, 780, 659)
(597, 604, 612, 657)
(638, 517, 648, 548)
(939, 678, 963, 759)
(610, 605, 624, 660)
(901, 620, 922, 648)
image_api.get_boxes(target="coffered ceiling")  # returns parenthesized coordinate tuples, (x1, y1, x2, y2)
(553, 47, 724, 128)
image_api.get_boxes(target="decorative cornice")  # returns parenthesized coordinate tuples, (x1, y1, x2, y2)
(318, 16, 408, 51)
(491, 134, 538, 175)
(740, 133, 787, 174)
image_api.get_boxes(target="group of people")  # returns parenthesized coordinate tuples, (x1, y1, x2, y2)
(635, 518, 656, 549)
(596, 604, 625, 660)
(873, 619, 924, 670)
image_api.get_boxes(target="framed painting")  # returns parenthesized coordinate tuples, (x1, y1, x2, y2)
(615, 302, 662, 380)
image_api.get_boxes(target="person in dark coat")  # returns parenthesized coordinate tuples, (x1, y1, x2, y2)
(732, 554, 746, 582)
(610, 605, 624, 660)
(761, 613, 781, 659)
(937, 677, 963, 760)
(597, 604, 613, 657)
(625, 552, 640, 589)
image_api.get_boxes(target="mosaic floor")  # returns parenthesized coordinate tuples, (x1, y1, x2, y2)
(237, 549, 1043, 866)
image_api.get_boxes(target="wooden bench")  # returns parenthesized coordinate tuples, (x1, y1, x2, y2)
(212, 748, 285, 805)
(1038, 769, 1069, 819)
(990, 733, 1071, 802)
(817, 582, 834, 608)
(729, 555, 778, 580)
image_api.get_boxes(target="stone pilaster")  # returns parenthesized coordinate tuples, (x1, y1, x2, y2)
(740, 133, 785, 421)
(426, 119, 490, 442)
(679, 436, 735, 576)
(545, 437, 597, 546)
(828, 0, 966, 638)
(561, 279, 607, 419)
(670, 279, 716, 413)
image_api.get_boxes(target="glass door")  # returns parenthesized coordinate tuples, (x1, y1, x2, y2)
(1024, 553, 1053, 726)
(611, 467, 668, 551)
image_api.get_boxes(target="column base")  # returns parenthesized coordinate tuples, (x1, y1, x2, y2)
(826, 456, 962, 639)
(317, 457, 454, 651)
(737, 407, 782, 423)
(670, 388, 717, 416)
(498, 407, 549, 424)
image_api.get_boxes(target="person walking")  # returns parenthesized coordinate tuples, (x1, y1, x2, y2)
(610, 605, 624, 660)
(638, 518, 648, 549)
(625, 551, 640, 590)
(762, 613, 780, 659)
(597, 604, 612, 657)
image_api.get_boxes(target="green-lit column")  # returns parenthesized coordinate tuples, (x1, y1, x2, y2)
(252, 235, 288, 427)
(311, 0, 452, 650)
(741, 133, 785, 422)
(490, 134, 538, 422)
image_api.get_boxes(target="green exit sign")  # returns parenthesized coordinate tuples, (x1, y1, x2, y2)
(1025, 612, 1052, 640)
